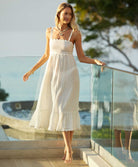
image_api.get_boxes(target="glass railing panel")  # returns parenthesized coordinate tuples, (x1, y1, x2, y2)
(0, 56, 47, 141)
(76, 58, 92, 139)
(112, 70, 138, 166)
(91, 64, 113, 154)
(0, 56, 91, 141)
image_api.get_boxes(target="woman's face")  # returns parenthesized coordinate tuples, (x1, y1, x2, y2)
(59, 7, 72, 25)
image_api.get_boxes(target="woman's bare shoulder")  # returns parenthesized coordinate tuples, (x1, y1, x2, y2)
(72, 29, 81, 41)
(46, 27, 52, 38)
(46, 27, 52, 34)
(73, 29, 81, 35)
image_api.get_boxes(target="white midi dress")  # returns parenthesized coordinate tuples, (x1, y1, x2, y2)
(29, 28, 81, 131)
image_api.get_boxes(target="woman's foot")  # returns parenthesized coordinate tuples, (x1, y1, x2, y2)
(62, 148, 73, 160)
(123, 149, 134, 163)
(62, 149, 66, 160)
(64, 151, 73, 164)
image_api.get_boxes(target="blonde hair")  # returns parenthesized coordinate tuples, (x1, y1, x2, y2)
(55, 3, 79, 31)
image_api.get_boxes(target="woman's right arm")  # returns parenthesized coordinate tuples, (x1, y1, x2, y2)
(23, 28, 51, 82)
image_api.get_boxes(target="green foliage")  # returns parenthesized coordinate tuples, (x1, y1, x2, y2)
(92, 128, 138, 139)
(113, 38, 123, 45)
(85, 48, 103, 58)
(113, 130, 138, 140)
(68, 0, 138, 71)
(84, 34, 98, 42)
(0, 82, 9, 101)
(0, 89, 9, 101)
(68, 0, 137, 37)
(131, 131, 138, 139)
(68, 0, 137, 26)
(92, 128, 111, 139)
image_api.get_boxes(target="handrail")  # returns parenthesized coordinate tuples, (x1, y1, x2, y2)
(99, 65, 138, 75)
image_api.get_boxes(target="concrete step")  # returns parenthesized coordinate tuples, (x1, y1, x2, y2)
(90, 140, 126, 167)
(80, 148, 111, 167)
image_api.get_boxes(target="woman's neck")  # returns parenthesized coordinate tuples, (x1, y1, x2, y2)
(58, 23, 68, 31)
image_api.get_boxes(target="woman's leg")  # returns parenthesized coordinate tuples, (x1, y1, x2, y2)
(125, 131, 132, 150)
(62, 131, 72, 163)
(124, 131, 134, 161)
(70, 131, 74, 144)
(114, 129, 124, 158)
(62, 131, 74, 160)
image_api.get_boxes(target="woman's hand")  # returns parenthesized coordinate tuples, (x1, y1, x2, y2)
(95, 59, 106, 66)
(23, 71, 32, 82)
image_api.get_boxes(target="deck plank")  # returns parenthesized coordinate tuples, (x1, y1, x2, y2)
(0, 158, 88, 167)
(49, 158, 89, 167)
(0, 159, 18, 167)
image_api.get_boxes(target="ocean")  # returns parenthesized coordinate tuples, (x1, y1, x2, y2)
(0, 56, 92, 102)
(0, 56, 137, 103)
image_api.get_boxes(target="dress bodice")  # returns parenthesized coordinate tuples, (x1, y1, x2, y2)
(50, 28, 74, 55)
(50, 39, 74, 55)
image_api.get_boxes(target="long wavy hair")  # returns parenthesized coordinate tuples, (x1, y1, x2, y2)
(55, 3, 78, 31)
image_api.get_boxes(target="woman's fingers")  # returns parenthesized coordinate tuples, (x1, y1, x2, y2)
(99, 61, 106, 66)
(23, 75, 27, 82)
(95, 59, 105, 66)
(23, 73, 29, 82)
(102, 62, 106, 66)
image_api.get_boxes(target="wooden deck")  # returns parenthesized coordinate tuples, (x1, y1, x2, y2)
(0, 139, 90, 167)
(0, 158, 88, 167)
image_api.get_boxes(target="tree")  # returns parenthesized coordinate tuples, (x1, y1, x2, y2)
(68, 0, 138, 72)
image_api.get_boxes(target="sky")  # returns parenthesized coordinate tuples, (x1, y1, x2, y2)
(0, 0, 137, 73)
(0, 0, 66, 57)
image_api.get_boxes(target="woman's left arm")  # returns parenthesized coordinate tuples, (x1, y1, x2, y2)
(74, 30, 105, 66)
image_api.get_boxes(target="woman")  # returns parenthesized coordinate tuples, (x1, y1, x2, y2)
(23, 2, 105, 164)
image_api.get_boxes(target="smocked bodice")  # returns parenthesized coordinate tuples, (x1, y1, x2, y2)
(49, 28, 74, 55)
(50, 39, 74, 55)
